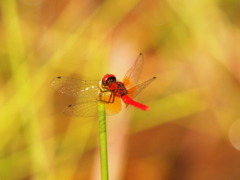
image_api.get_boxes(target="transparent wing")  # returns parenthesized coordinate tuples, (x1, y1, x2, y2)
(63, 100, 99, 117)
(62, 96, 122, 117)
(123, 53, 144, 88)
(51, 76, 99, 98)
(127, 77, 156, 99)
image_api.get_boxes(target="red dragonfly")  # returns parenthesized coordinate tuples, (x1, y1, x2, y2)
(51, 53, 156, 117)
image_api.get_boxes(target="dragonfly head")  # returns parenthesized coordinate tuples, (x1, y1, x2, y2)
(102, 74, 116, 86)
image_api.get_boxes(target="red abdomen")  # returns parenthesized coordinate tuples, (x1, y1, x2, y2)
(121, 95, 150, 111)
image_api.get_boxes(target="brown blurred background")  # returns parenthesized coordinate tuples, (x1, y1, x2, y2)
(1, 0, 240, 179)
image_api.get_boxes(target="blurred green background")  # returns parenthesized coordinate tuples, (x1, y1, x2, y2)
(1, 0, 240, 179)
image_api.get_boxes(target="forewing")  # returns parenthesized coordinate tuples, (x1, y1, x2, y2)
(51, 76, 99, 98)
(123, 53, 144, 88)
(127, 77, 156, 99)
(63, 100, 99, 117)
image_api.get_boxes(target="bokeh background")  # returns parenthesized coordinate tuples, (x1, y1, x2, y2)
(1, 0, 240, 179)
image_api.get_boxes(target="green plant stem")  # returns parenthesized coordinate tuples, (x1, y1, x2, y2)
(98, 102, 109, 180)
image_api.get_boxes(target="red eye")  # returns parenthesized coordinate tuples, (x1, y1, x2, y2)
(102, 74, 116, 82)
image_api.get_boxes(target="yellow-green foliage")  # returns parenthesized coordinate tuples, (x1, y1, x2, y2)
(1, 0, 240, 179)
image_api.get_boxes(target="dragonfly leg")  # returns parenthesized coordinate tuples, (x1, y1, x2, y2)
(99, 90, 115, 104)
(109, 92, 114, 103)
(104, 92, 114, 103)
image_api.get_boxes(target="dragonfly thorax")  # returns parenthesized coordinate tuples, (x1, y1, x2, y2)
(101, 74, 128, 97)
(108, 82, 128, 97)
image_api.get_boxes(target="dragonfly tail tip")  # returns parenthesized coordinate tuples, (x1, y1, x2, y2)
(145, 106, 150, 111)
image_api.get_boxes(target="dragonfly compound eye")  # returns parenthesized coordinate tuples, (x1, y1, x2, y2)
(102, 74, 116, 86)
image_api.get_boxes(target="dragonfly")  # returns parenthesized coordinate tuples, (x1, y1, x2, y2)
(51, 53, 156, 117)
